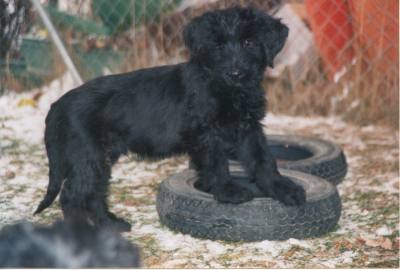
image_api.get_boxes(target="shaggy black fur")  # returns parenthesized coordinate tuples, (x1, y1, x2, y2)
(34, 6, 306, 232)
(0, 220, 140, 267)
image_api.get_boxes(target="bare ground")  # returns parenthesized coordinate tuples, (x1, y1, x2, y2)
(0, 75, 398, 268)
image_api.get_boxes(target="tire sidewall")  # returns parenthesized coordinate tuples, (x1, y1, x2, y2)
(156, 169, 342, 241)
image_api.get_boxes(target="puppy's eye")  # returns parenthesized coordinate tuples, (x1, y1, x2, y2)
(243, 39, 254, 48)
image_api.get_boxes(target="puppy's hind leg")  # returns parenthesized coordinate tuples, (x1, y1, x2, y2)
(106, 209, 132, 232)
(60, 179, 90, 222)
(61, 138, 130, 232)
(60, 145, 101, 223)
(87, 196, 131, 232)
(86, 165, 131, 232)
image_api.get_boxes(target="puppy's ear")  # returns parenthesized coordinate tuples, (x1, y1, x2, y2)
(264, 20, 288, 67)
(254, 12, 289, 67)
(183, 13, 215, 54)
(182, 19, 196, 52)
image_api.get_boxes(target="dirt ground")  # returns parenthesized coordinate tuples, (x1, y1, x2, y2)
(0, 74, 398, 268)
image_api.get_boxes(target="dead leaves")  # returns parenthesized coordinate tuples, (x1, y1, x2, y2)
(17, 98, 37, 108)
(357, 235, 394, 250)
(16, 91, 43, 108)
(283, 245, 304, 259)
(329, 235, 396, 254)
(334, 239, 353, 252)
(4, 170, 16, 179)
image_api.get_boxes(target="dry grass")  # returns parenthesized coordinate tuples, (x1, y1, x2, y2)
(266, 53, 399, 130)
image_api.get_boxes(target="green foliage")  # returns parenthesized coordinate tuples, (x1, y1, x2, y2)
(92, 0, 182, 35)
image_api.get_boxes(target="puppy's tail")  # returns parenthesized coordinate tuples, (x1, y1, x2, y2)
(34, 168, 64, 215)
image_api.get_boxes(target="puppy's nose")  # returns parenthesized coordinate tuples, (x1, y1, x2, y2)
(228, 70, 244, 80)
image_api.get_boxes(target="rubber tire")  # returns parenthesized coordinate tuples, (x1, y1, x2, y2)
(156, 168, 341, 242)
(189, 134, 347, 185)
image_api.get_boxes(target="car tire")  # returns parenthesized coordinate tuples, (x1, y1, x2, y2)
(189, 134, 347, 185)
(156, 168, 341, 242)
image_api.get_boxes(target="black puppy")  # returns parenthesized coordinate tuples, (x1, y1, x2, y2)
(35, 7, 305, 232)
(0, 220, 140, 267)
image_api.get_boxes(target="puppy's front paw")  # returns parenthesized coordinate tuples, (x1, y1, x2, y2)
(212, 182, 253, 204)
(260, 175, 306, 206)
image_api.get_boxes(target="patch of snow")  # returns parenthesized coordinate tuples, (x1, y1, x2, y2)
(250, 240, 291, 257)
(330, 84, 350, 112)
(0, 72, 77, 145)
(162, 259, 189, 268)
(204, 241, 227, 255)
(315, 250, 357, 267)
(287, 238, 311, 249)
(375, 226, 392, 236)
(333, 66, 347, 83)
(37, 72, 77, 113)
(361, 125, 376, 132)
(348, 100, 360, 111)
(341, 251, 356, 264)
(177, 0, 218, 11)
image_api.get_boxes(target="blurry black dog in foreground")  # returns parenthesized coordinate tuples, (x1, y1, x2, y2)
(0, 220, 140, 268)
(35, 6, 306, 232)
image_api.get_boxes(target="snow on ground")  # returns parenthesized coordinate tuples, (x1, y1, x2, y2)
(0, 74, 399, 267)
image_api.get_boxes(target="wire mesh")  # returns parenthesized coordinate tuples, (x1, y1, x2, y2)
(0, 0, 398, 127)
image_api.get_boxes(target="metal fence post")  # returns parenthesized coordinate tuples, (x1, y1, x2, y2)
(30, 0, 83, 85)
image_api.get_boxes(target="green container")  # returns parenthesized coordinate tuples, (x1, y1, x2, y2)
(46, 1, 182, 36)
(92, 0, 182, 34)
(0, 61, 45, 89)
(72, 46, 125, 80)
(46, 5, 110, 35)
(20, 38, 54, 76)
(0, 38, 55, 89)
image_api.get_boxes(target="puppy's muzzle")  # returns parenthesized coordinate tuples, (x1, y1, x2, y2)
(224, 69, 246, 85)
(229, 70, 245, 80)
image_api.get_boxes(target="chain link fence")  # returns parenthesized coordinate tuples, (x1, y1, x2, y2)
(0, 0, 398, 127)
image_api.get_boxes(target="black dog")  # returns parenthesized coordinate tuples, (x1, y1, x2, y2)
(0, 220, 140, 267)
(35, 7, 305, 232)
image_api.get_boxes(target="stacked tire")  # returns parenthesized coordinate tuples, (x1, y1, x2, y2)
(156, 135, 347, 241)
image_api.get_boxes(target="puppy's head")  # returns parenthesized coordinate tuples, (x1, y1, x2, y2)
(183, 7, 288, 87)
